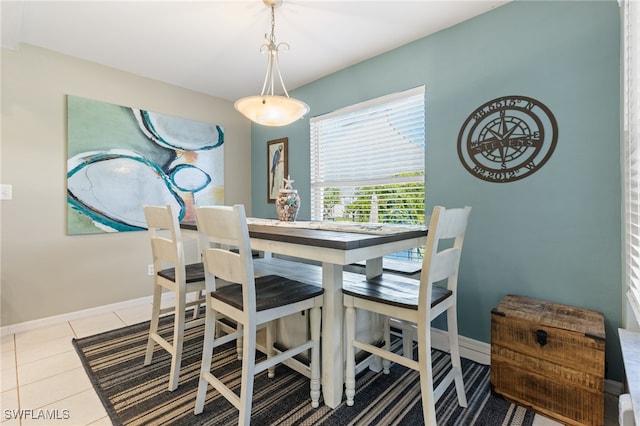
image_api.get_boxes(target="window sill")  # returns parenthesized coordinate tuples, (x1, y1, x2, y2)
(619, 328, 640, 425)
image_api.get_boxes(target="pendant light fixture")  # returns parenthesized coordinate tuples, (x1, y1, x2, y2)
(234, 0, 310, 127)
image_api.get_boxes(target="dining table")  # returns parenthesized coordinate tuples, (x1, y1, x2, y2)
(181, 218, 427, 409)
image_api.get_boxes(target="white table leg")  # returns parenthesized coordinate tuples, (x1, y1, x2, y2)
(321, 262, 344, 409)
(365, 256, 384, 372)
(365, 256, 383, 279)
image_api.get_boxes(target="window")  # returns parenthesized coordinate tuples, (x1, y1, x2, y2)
(623, 0, 640, 325)
(310, 87, 425, 263)
(310, 86, 425, 227)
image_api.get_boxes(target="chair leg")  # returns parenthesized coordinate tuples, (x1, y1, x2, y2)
(266, 321, 276, 378)
(402, 324, 414, 360)
(309, 306, 321, 408)
(382, 316, 391, 374)
(191, 290, 203, 320)
(144, 283, 163, 365)
(214, 313, 221, 338)
(194, 306, 216, 415)
(236, 324, 244, 360)
(417, 322, 437, 426)
(344, 298, 356, 406)
(238, 323, 256, 426)
(447, 305, 467, 407)
(167, 293, 186, 391)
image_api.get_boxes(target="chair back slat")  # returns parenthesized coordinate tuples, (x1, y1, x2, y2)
(144, 204, 179, 233)
(428, 248, 461, 284)
(433, 207, 470, 241)
(203, 248, 248, 285)
(195, 205, 242, 248)
(151, 238, 180, 265)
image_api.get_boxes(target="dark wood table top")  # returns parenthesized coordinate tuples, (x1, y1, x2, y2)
(180, 220, 427, 251)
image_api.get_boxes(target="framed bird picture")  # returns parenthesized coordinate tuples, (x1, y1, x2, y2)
(267, 137, 288, 203)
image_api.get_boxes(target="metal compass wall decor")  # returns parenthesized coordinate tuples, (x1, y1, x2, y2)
(457, 95, 558, 183)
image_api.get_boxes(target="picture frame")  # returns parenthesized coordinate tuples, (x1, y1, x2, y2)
(267, 137, 288, 203)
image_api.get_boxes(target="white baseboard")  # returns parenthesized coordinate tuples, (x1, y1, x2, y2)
(430, 327, 491, 365)
(0, 295, 154, 337)
(1, 290, 207, 337)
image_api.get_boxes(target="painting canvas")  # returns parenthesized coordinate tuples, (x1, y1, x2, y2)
(66, 95, 224, 234)
(267, 138, 288, 203)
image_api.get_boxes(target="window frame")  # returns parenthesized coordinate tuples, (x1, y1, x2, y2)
(622, 0, 640, 327)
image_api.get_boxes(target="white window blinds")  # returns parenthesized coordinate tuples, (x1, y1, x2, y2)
(623, 0, 640, 324)
(310, 87, 425, 224)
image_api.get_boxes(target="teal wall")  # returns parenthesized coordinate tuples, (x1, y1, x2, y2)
(251, 1, 623, 380)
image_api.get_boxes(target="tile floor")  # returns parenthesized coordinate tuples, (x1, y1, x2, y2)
(0, 297, 621, 426)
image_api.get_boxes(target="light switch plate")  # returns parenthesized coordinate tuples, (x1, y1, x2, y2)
(0, 184, 12, 200)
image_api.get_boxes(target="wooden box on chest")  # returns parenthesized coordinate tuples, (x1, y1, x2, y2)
(490, 295, 606, 426)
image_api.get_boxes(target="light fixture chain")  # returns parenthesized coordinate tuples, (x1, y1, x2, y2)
(270, 4, 276, 43)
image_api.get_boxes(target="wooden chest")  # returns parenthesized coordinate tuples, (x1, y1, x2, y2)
(490, 295, 606, 426)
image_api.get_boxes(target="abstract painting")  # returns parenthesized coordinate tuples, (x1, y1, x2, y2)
(66, 95, 224, 234)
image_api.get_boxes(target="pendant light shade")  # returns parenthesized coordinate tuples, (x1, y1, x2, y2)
(234, 95, 309, 127)
(234, 0, 309, 127)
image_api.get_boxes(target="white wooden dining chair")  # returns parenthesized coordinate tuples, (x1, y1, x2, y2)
(142, 204, 207, 392)
(343, 205, 471, 425)
(193, 204, 324, 425)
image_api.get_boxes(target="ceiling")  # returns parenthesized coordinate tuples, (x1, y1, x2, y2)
(1, 1, 509, 102)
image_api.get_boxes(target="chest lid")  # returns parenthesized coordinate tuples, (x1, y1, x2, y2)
(492, 294, 605, 341)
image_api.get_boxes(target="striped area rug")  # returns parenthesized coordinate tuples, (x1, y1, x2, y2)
(72, 314, 535, 426)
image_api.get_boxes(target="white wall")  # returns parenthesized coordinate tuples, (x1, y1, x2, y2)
(0, 44, 251, 326)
